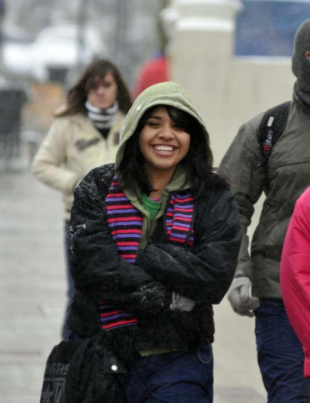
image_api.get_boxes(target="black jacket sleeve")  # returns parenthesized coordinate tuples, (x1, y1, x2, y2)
(69, 166, 170, 317)
(136, 188, 242, 305)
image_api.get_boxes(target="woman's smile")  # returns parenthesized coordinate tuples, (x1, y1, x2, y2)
(152, 144, 177, 156)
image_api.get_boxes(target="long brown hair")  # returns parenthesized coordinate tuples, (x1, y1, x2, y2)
(55, 59, 132, 117)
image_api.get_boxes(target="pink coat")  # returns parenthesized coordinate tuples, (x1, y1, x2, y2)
(281, 187, 310, 378)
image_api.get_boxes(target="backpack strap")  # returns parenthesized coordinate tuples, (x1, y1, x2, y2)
(257, 101, 291, 190)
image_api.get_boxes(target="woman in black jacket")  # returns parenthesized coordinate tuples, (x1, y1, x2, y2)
(68, 81, 242, 403)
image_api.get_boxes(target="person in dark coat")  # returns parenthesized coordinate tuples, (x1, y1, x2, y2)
(68, 81, 242, 403)
(218, 18, 310, 403)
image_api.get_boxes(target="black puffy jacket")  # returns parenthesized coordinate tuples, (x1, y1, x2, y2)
(68, 163, 242, 351)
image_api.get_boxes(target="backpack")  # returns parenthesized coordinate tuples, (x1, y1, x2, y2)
(39, 333, 128, 403)
(257, 101, 291, 190)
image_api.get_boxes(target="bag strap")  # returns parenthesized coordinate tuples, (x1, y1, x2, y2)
(257, 101, 291, 190)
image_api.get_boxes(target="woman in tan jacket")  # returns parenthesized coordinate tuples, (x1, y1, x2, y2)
(32, 59, 132, 340)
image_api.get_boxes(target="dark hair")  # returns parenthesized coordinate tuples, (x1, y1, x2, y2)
(118, 105, 228, 196)
(55, 59, 132, 117)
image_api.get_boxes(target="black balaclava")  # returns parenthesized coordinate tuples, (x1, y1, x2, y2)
(292, 19, 310, 108)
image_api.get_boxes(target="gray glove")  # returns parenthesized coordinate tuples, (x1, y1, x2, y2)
(227, 277, 260, 318)
(170, 292, 196, 312)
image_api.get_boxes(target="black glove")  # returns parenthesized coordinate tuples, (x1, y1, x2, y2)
(127, 282, 171, 318)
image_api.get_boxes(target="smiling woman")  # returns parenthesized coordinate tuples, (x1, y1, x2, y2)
(65, 81, 243, 402)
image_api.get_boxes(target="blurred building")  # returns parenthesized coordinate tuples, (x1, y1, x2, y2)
(3, 0, 166, 88)
(3, 0, 310, 88)
(236, 0, 310, 56)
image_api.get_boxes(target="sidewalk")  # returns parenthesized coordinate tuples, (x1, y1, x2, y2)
(0, 162, 266, 403)
(0, 167, 66, 402)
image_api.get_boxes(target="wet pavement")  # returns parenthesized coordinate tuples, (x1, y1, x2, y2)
(0, 153, 266, 403)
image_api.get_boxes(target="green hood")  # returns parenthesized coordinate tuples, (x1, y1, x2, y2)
(115, 81, 210, 168)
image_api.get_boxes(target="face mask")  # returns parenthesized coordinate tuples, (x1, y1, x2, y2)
(292, 19, 310, 93)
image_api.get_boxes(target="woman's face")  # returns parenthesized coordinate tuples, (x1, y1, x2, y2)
(139, 106, 191, 177)
(87, 71, 118, 110)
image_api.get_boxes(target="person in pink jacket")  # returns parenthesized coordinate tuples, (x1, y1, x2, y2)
(281, 186, 310, 378)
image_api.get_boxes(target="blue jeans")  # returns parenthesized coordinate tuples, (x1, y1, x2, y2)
(254, 301, 310, 403)
(118, 346, 213, 403)
(62, 222, 76, 340)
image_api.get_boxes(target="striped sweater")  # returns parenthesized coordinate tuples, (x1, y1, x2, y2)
(99, 176, 194, 330)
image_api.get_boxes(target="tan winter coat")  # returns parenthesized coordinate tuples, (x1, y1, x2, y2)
(219, 99, 310, 301)
(31, 112, 125, 221)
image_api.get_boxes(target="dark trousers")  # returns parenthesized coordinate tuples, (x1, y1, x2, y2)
(118, 346, 214, 403)
(62, 222, 76, 341)
(254, 301, 310, 403)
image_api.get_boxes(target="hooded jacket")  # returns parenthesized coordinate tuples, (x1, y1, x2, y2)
(281, 187, 310, 378)
(68, 81, 242, 352)
(218, 19, 310, 301)
(219, 97, 310, 300)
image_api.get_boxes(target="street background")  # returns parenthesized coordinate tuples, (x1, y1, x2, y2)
(1, 0, 309, 402)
